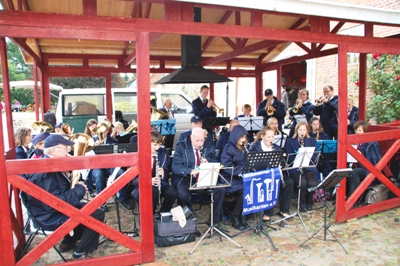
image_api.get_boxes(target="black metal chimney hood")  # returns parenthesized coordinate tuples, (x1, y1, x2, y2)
(155, 8, 232, 84)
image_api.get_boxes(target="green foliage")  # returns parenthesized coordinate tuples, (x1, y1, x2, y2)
(351, 54, 400, 123)
(50, 73, 125, 89)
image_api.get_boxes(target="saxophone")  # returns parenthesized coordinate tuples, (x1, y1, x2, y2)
(155, 152, 161, 205)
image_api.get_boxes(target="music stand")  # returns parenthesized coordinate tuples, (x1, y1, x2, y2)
(189, 165, 242, 254)
(300, 168, 352, 253)
(275, 148, 320, 238)
(231, 150, 284, 251)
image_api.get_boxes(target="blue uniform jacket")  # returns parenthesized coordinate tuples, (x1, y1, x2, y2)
(256, 97, 286, 130)
(313, 95, 338, 138)
(172, 134, 217, 187)
(23, 155, 86, 231)
(285, 137, 318, 175)
(16, 146, 29, 159)
(192, 97, 217, 121)
(220, 125, 248, 193)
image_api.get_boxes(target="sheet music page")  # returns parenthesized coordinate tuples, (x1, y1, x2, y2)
(294, 114, 307, 123)
(197, 163, 221, 187)
(347, 145, 358, 163)
(293, 147, 316, 168)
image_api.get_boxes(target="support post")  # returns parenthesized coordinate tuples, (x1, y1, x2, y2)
(33, 61, 40, 121)
(276, 65, 282, 99)
(336, 44, 349, 222)
(0, 37, 16, 265)
(136, 31, 155, 263)
(105, 73, 113, 121)
(358, 53, 367, 121)
(255, 60, 263, 105)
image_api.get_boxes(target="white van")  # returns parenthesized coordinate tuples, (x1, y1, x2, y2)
(55, 88, 194, 147)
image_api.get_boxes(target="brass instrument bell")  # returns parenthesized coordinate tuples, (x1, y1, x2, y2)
(61, 123, 73, 135)
(92, 122, 109, 143)
(69, 133, 94, 188)
(151, 107, 168, 121)
(124, 119, 138, 134)
(32, 121, 53, 133)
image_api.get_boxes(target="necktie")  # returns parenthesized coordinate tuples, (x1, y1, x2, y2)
(168, 109, 173, 119)
(203, 99, 207, 106)
(195, 149, 200, 181)
(152, 155, 157, 177)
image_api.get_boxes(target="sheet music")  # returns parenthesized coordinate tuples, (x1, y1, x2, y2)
(196, 163, 221, 187)
(294, 114, 307, 123)
(347, 145, 358, 163)
(238, 116, 263, 131)
(293, 147, 316, 168)
(273, 134, 286, 148)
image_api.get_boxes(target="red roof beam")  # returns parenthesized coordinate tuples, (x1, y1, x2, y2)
(202, 10, 233, 53)
(83, 0, 97, 16)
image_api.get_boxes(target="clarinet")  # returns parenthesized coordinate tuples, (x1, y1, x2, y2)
(155, 152, 161, 205)
(242, 142, 249, 153)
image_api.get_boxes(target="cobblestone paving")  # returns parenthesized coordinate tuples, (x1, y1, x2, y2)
(25, 199, 400, 266)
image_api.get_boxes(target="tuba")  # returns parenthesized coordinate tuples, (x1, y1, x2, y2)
(124, 119, 138, 134)
(32, 121, 53, 133)
(69, 133, 94, 188)
(151, 107, 168, 120)
(92, 122, 109, 144)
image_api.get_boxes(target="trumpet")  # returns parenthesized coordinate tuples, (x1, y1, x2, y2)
(209, 99, 224, 115)
(315, 95, 328, 106)
(292, 99, 303, 113)
(265, 100, 274, 115)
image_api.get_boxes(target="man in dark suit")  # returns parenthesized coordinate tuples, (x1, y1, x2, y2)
(172, 127, 224, 228)
(256, 89, 286, 131)
(192, 85, 217, 121)
(159, 97, 175, 119)
(347, 98, 359, 134)
(313, 85, 338, 139)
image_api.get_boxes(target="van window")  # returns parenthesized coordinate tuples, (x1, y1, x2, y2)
(161, 93, 193, 114)
(114, 92, 137, 113)
(63, 94, 105, 116)
(114, 92, 157, 113)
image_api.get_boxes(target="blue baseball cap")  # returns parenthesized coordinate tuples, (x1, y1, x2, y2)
(191, 116, 202, 123)
(32, 131, 50, 145)
(44, 134, 74, 148)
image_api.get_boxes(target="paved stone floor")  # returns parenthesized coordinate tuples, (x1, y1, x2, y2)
(23, 198, 400, 266)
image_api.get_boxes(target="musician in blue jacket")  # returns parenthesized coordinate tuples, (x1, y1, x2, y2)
(286, 122, 319, 212)
(220, 125, 250, 230)
(131, 130, 176, 213)
(313, 85, 338, 139)
(23, 134, 104, 260)
(192, 85, 217, 121)
(288, 89, 314, 137)
(256, 89, 286, 130)
(249, 126, 294, 221)
(15, 127, 32, 159)
(172, 127, 223, 228)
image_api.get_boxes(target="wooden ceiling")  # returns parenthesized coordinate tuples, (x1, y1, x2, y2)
(0, 0, 399, 73)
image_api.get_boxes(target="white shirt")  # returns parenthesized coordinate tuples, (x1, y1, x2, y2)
(261, 141, 274, 152)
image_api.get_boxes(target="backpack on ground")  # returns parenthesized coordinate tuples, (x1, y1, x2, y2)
(365, 183, 389, 204)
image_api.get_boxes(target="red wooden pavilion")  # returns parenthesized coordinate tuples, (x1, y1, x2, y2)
(0, 0, 400, 265)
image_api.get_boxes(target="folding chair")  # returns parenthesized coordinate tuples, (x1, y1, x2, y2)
(18, 191, 67, 262)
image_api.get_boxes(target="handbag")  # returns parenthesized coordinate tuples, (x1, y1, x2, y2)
(154, 213, 197, 247)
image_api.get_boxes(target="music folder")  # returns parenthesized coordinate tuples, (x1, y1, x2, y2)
(196, 163, 221, 188)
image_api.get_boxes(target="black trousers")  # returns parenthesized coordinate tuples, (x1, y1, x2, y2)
(347, 167, 366, 197)
(62, 203, 105, 254)
(153, 183, 177, 213)
(290, 171, 319, 208)
(264, 173, 294, 216)
(176, 179, 225, 223)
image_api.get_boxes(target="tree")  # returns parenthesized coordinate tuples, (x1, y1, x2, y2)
(50, 74, 125, 89)
(352, 54, 400, 123)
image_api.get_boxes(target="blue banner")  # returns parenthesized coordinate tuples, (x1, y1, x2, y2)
(242, 167, 281, 215)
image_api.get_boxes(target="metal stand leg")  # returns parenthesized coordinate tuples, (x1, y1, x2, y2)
(115, 195, 139, 237)
(271, 170, 311, 238)
(189, 189, 242, 255)
(300, 188, 348, 253)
